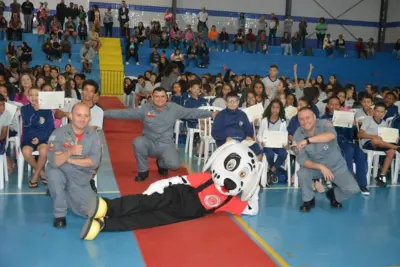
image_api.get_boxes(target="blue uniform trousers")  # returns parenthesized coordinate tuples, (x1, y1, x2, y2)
(339, 142, 367, 187)
(263, 148, 287, 169)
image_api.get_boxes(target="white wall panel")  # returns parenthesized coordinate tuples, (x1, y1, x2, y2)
(292, 0, 379, 22)
(176, 0, 285, 14)
(388, 0, 400, 23)
(386, 28, 400, 43)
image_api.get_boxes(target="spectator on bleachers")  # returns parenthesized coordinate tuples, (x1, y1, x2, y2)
(78, 5, 86, 22)
(394, 39, 400, 60)
(134, 75, 148, 106)
(242, 90, 256, 108)
(7, 13, 22, 41)
(323, 34, 334, 57)
(81, 79, 103, 130)
(359, 103, 400, 187)
(258, 99, 288, 181)
(47, 32, 62, 61)
(57, 73, 76, 98)
(246, 29, 256, 53)
(21, 0, 34, 33)
(257, 15, 267, 34)
(298, 17, 308, 48)
(20, 61, 31, 74)
(158, 56, 168, 75)
(64, 16, 78, 43)
(208, 25, 218, 51)
(262, 64, 280, 97)
(136, 22, 146, 45)
(281, 32, 292, 55)
(93, 5, 101, 34)
(125, 35, 139, 65)
(268, 13, 279, 46)
(197, 7, 208, 33)
(291, 32, 301, 55)
(256, 30, 267, 54)
(253, 81, 269, 108)
(70, 3, 79, 24)
(74, 73, 85, 92)
(170, 23, 182, 49)
(149, 46, 160, 72)
(89, 25, 100, 52)
(69, 78, 81, 99)
(14, 73, 34, 105)
(56, 0, 67, 29)
(0, 73, 16, 99)
(118, 1, 129, 37)
(80, 41, 96, 73)
(355, 94, 373, 120)
(37, 19, 46, 43)
(184, 80, 208, 127)
(198, 42, 209, 68)
(365, 38, 375, 59)
(10, 0, 20, 13)
(158, 26, 169, 48)
(315, 18, 327, 48)
(335, 34, 347, 57)
(19, 42, 32, 63)
(20, 87, 54, 188)
(123, 77, 133, 96)
(8, 62, 20, 86)
(38, 2, 50, 25)
(187, 42, 198, 66)
(6, 41, 16, 62)
(103, 7, 113, 38)
(344, 86, 355, 108)
(284, 15, 293, 37)
(50, 16, 63, 38)
(233, 29, 245, 52)
(183, 24, 193, 49)
(149, 21, 161, 47)
(0, 12, 7, 40)
(170, 49, 184, 73)
(218, 27, 229, 52)
(35, 75, 45, 89)
(354, 38, 366, 59)
(238, 13, 245, 31)
(78, 20, 88, 42)
(164, 8, 173, 32)
(49, 66, 59, 89)
(383, 92, 398, 119)
(170, 81, 187, 106)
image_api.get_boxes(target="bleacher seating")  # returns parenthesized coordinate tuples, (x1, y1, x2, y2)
(122, 39, 400, 91)
(0, 34, 100, 86)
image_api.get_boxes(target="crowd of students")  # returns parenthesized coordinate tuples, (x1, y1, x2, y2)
(124, 63, 400, 195)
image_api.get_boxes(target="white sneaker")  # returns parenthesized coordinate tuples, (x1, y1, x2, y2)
(136, 62, 140, 65)
(216, 49, 219, 52)
(68, 59, 71, 63)
(226, 49, 229, 52)
(222, 49, 225, 52)
(126, 62, 129, 65)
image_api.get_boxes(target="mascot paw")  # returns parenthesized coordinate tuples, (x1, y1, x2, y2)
(81, 217, 104, 241)
(87, 197, 108, 219)
(241, 139, 255, 147)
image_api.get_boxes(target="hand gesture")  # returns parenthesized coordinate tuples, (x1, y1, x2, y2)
(320, 165, 334, 181)
(309, 64, 314, 70)
(31, 137, 39, 145)
(67, 112, 72, 120)
(295, 139, 308, 151)
(293, 64, 297, 71)
(69, 138, 83, 156)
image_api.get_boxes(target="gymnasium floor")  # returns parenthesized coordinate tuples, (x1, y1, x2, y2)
(0, 97, 399, 267)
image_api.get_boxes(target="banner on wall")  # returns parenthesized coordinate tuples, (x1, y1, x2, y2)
(3, 0, 89, 11)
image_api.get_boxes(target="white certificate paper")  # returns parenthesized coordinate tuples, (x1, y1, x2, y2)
(285, 106, 297, 120)
(263, 131, 288, 148)
(332, 110, 355, 128)
(39, 91, 65, 110)
(63, 98, 81, 112)
(243, 103, 264, 123)
(378, 127, 399, 143)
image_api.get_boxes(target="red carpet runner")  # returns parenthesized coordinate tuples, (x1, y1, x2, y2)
(99, 96, 278, 267)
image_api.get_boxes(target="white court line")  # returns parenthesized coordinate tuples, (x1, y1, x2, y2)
(263, 184, 400, 190)
(0, 190, 120, 196)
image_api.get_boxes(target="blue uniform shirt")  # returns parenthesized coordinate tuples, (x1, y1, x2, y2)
(211, 108, 254, 147)
(183, 97, 208, 128)
(384, 104, 399, 120)
(171, 92, 189, 106)
(321, 113, 354, 144)
(287, 115, 300, 136)
(311, 104, 320, 118)
(21, 104, 54, 146)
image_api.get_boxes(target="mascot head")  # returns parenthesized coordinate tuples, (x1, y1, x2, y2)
(202, 140, 263, 201)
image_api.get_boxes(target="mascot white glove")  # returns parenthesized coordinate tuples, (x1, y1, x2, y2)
(143, 176, 188, 195)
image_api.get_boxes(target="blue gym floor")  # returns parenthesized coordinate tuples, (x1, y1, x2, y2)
(0, 132, 399, 267)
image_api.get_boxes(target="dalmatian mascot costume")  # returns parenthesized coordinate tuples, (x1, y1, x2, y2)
(81, 140, 264, 241)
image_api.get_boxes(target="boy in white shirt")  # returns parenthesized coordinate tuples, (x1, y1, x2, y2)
(359, 103, 400, 187)
(262, 64, 280, 98)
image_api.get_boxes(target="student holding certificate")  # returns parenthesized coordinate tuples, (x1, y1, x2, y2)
(359, 103, 400, 187)
(321, 97, 369, 195)
(257, 99, 287, 183)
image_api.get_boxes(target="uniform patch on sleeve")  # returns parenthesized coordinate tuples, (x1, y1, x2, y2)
(49, 135, 56, 142)
(326, 121, 333, 127)
(48, 142, 55, 151)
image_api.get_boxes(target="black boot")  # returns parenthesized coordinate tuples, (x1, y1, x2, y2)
(135, 171, 149, 182)
(156, 159, 168, 176)
(299, 197, 315, 212)
(326, 189, 343, 209)
(53, 217, 67, 228)
(90, 179, 98, 193)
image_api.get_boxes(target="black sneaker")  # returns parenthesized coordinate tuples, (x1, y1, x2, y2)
(326, 189, 342, 209)
(90, 179, 98, 193)
(375, 175, 387, 187)
(135, 171, 149, 182)
(360, 186, 370, 196)
(156, 159, 168, 176)
(299, 197, 315, 212)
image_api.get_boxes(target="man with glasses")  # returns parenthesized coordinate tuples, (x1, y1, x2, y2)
(212, 92, 262, 158)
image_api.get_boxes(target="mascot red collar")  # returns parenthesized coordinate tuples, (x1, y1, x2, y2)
(80, 140, 263, 241)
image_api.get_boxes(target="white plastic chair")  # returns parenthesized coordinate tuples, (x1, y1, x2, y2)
(196, 106, 222, 165)
(174, 120, 183, 148)
(203, 96, 216, 104)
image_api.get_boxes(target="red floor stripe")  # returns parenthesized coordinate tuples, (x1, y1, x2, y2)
(99, 97, 278, 267)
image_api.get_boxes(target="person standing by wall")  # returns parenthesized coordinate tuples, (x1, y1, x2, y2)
(315, 18, 327, 49)
(118, 1, 129, 37)
(21, 0, 34, 33)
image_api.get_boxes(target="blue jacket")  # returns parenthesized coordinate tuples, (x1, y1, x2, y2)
(311, 104, 320, 118)
(384, 104, 399, 120)
(391, 115, 400, 144)
(21, 104, 54, 145)
(321, 113, 354, 144)
(212, 108, 254, 147)
(287, 115, 300, 136)
(183, 97, 208, 128)
(171, 92, 189, 106)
